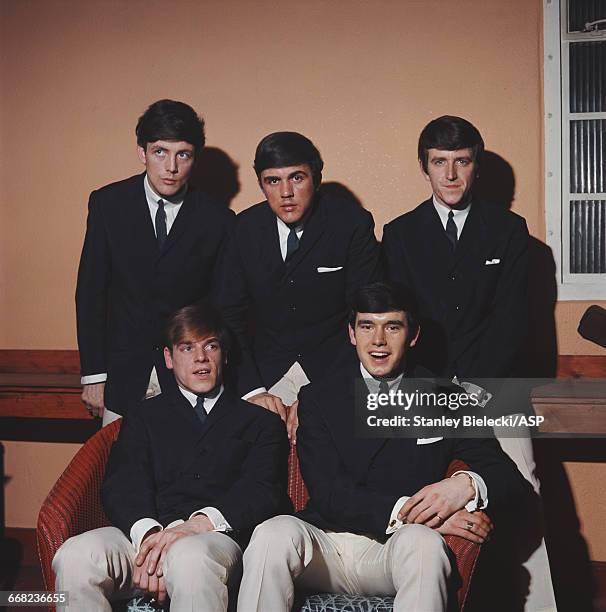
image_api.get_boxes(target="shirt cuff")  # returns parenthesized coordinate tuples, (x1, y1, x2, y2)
(81, 373, 108, 385)
(189, 507, 232, 532)
(386, 495, 410, 534)
(130, 518, 163, 553)
(242, 387, 267, 401)
(452, 470, 488, 511)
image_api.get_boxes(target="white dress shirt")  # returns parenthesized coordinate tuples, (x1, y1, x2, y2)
(358, 364, 488, 534)
(81, 174, 187, 385)
(129, 384, 232, 552)
(432, 195, 471, 240)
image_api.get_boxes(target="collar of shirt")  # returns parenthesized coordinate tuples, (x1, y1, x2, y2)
(276, 215, 305, 261)
(144, 174, 187, 236)
(359, 363, 404, 394)
(178, 384, 224, 414)
(432, 195, 471, 238)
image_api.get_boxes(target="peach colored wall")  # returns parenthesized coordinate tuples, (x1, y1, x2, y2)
(1, 0, 604, 559)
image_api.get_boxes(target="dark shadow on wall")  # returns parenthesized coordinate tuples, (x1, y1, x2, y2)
(535, 439, 600, 612)
(474, 150, 516, 209)
(468, 151, 594, 611)
(319, 182, 366, 210)
(190, 147, 240, 208)
(475, 150, 558, 377)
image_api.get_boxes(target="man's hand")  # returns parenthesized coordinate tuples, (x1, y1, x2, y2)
(133, 514, 214, 590)
(248, 392, 287, 422)
(81, 382, 105, 418)
(398, 473, 475, 527)
(286, 400, 299, 443)
(436, 509, 493, 544)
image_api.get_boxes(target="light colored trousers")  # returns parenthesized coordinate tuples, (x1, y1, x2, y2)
(237, 515, 451, 612)
(496, 432, 558, 612)
(52, 526, 242, 611)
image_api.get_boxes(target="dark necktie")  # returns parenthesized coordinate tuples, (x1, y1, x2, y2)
(445, 210, 457, 251)
(285, 227, 300, 262)
(194, 396, 207, 425)
(379, 380, 389, 396)
(155, 200, 167, 249)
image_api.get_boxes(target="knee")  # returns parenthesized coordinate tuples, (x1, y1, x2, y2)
(52, 529, 115, 575)
(247, 515, 304, 553)
(165, 534, 209, 572)
(390, 524, 450, 569)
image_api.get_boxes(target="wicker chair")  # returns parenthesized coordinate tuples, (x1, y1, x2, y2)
(38, 420, 481, 611)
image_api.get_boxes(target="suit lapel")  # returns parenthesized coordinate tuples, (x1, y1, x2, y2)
(171, 387, 237, 472)
(454, 200, 485, 266)
(259, 203, 287, 270)
(195, 388, 235, 441)
(159, 187, 197, 258)
(130, 174, 159, 258)
(332, 364, 388, 473)
(283, 196, 325, 274)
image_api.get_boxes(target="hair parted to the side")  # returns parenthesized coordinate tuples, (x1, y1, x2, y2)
(254, 131, 324, 187)
(164, 301, 231, 355)
(136, 99, 205, 152)
(418, 115, 484, 173)
(349, 281, 419, 340)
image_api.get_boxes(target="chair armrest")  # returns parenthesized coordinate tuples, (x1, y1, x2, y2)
(37, 420, 121, 591)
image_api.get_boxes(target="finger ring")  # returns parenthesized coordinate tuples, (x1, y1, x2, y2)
(466, 521, 474, 530)
(436, 514, 443, 522)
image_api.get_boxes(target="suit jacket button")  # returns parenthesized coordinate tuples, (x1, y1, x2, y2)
(193, 473, 201, 479)
(289, 279, 295, 285)
(290, 305, 296, 312)
(451, 275, 456, 280)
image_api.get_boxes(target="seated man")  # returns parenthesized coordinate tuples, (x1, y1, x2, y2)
(238, 282, 528, 612)
(53, 302, 291, 611)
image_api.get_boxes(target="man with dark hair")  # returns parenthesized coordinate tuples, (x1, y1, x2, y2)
(383, 114, 526, 379)
(216, 131, 382, 438)
(76, 99, 234, 423)
(53, 302, 291, 610)
(383, 117, 556, 611)
(238, 281, 527, 612)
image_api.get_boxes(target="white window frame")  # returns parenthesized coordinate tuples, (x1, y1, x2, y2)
(543, 0, 606, 300)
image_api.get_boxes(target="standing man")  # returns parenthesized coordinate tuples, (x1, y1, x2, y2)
(54, 302, 291, 610)
(382, 115, 528, 380)
(238, 282, 527, 612)
(382, 116, 556, 611)
(216, 131, 382, 436)
(76, 99, 234, 424)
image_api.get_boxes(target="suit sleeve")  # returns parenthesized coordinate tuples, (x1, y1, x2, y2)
(382, 222, 413, 289)
(297, 389, 398, 538)
(345, 209, 383, 304)
(213, 228, 265, 396)
(101, 407, 158, 537)
(75, 191, 109, 376)
(211, 411, 291, 530)
(469, 216, 529, 377)
(451, 437, 531, 512)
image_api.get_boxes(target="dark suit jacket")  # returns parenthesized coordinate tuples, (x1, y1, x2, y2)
(215, 192, 382, 395)
(75, 173, 234, 414)
(296, 361, 528, 541)
(382, 199, 529, 378)
(102, 387, 292, 547)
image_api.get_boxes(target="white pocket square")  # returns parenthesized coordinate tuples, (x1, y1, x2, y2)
(317, 266, 343, 273)
(485, 258, 500, 265)
(416, 437, 444, 445)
